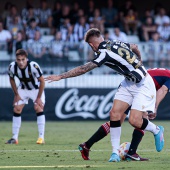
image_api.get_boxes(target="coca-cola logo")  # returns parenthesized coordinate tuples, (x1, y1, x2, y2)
(55, 88, 117, 119)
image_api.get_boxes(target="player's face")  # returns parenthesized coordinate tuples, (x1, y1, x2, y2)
(89, 43, 98, 52)
(16, 55, 27, 69)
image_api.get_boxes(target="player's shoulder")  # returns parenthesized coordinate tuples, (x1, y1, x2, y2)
(29, 61, 41, 69)
(8, 61, 16, 69)
(148, 68, 168, 72)
(148, 68, 170, 75)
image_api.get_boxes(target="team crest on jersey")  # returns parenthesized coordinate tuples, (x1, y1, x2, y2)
(34, 64, 38, 69)
(96, 51, 101, 55)
(151, 95, 154, 99)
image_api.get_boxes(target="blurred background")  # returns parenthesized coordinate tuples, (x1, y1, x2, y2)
(1, 0, 170, 121)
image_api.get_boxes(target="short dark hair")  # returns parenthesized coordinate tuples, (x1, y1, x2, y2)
(16, 49, 28, 57)
(84, 28, 101, 42)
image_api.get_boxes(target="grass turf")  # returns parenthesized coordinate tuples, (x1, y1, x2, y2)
(0, 121, 169, 170)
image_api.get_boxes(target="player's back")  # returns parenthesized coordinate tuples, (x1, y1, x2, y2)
(148, 68, 170, 90)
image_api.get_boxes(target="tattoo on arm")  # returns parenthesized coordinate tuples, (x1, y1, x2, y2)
(60, 62, 97, 79)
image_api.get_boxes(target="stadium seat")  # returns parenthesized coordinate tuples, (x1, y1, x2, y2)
(41, 35, 54, 42)
(127, 35, 140, 43)
(0, 51, 11, 61)
(40, 28, 51, 35)
(68, 50, 80, 61)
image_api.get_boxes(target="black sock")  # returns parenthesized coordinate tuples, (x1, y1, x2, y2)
(127, 129, 144, 155)
(85, 125, 107, 149)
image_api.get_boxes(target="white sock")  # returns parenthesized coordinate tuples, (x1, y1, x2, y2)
(144, 121, 160, 135)
(37, 115, 45, 139)
(12, 116, 21, 140)
(110, 127, 121, 155)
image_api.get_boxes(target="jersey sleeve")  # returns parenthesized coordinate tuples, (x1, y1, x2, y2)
(164, 80, 170, 92)
(32, 62, 43, 78)
(8, 63, 15, 78)
(91, 51, 107, 67)
(123, 42, 130, 49)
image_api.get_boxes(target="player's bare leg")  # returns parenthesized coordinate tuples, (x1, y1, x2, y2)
(6, 104, 25, 144)
(78, 113, 127, 160)
(34, 103, 45, 144)
(129, 109, 164, 152)
(109, 100, 129, 162)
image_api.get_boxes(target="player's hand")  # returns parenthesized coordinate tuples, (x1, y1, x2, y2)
(44, 75, 61, 83)
(148, 112, 157, 120)
(34, 98, 44, 110)
(13, 94, 22, 106)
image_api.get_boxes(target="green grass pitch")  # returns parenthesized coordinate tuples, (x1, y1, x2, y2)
(0, 121, 169, 170)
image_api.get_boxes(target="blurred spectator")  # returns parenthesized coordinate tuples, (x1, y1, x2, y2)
(86, 0, 95, 18)
(21, 0, 36, 17)
(15, 31, 27, 51)
(60, 18, 71, 41)
(141, 9, 154, 24)
(70, 1, 80, 25)
(147, 32, 163, 68)
(74, 16, 89, 41)
(116, 11, 125, 32)
(0, 21, 12, 51)
(2, 1, 12, 25)
(141, 16, 157, 42)
(110, 25, 127, 42)
(104, 30, 112, 41)
(138, 9, 155, 41)
(123, 9, 138, 35)
(101, 0, 118, 28)
(49, 31, 66, 59)
(22, 6, 39, 29)
(37, 0, 52, 27)
(157, 16, 170, 42)
(27, 30, 46, 59)
(7, 16, 23, 41)
(119, 0, 137, 17)
(60, 4, 71, 27)
(66, 25, 79, 49)
(154, 7, 168, 26)
(26, 17, 40, 40)
(6, 5, 22, 30)
(51, 1, 62, 33)
(89, 8, 104, 34)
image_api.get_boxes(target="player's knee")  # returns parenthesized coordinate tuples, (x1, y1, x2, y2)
(34, 105, 43, 112)
(128, 114, 141, 127)
(13, 106, 22, 113)
(34, 105, 38, 111)
(110, 110, 121, 120)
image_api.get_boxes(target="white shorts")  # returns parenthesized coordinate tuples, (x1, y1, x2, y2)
(14, 88, 45, 105)
(114, 74, 156, 112)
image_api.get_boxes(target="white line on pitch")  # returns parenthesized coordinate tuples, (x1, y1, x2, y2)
(0, 149, 170, 152)
(0, 165, 106, 169)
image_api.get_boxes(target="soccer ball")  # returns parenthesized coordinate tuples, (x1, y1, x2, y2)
(118, 142, 131, 160)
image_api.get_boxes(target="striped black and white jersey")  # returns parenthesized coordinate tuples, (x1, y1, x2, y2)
(8, 60, 43, 90)
(92, 40, 147, 83)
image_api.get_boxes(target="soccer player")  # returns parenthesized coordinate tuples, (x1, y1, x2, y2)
(45, 28, 164, 162)
(78, 68, 170, 161)
(6, 49, 45, 144)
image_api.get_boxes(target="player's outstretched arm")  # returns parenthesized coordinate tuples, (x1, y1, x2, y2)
(45, 62, 98, 83)
(149, 85, 168, 120)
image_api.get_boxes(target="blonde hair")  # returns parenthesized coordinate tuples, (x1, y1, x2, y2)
(84, 28, 101, 42)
